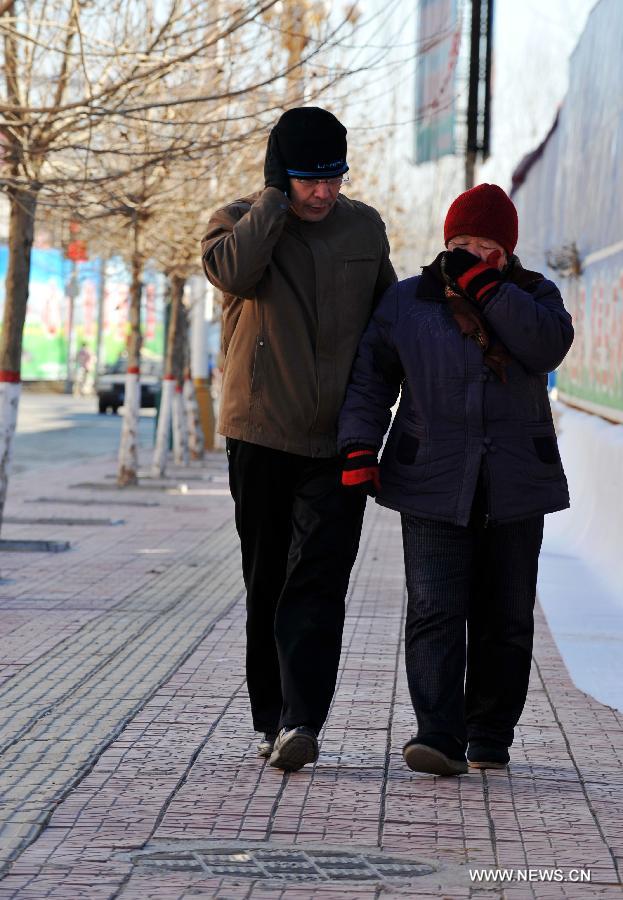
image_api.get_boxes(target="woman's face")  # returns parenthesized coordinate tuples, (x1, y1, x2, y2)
(446, 234, 507, 270)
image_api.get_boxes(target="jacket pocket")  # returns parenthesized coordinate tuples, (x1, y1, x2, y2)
(533, 435, 560, 464)
(247, 336, 267, 435)
(342, 255, 378, 296)
(524, 422, 563, 477)
(344, 254, 377, 264)
(249, 335, 266, 395)
(383, 422, 429, 481)
(396, 432, 420, 465)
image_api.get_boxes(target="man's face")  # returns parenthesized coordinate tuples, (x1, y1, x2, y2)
(288, 178, 342, 222)
(446, 234, 508, 270)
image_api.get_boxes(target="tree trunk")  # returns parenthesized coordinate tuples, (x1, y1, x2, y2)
(117, 231, 143, 486)
(172, 281, 189, 466)
(151, 377, 175, 477)
(151, 275, 183, 477)
(189, 279, 215, 451)
(184, 374, 205, 460)
(172, 382, 189, 466)
(0, 380, 21, 533)
(0, 187, 37, 531)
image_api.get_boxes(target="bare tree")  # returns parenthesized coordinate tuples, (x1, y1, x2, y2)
(0, 0, 293, 514)
(0, 0, 404, 508)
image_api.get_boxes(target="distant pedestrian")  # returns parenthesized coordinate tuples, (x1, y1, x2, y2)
(74, 342, 93, 396)
(339, 184, 574, 775)
(201, 107, 396, 771)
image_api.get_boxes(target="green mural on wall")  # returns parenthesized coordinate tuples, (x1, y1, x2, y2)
(557, 251, 623, 415)
(0, 247, 165, 380)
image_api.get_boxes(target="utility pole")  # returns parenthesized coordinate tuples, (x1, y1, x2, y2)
(64, 222, 88, 393)
(465, 0, 493, 189)
(64, 260, 78, 394)
(94, 257, 106, 378)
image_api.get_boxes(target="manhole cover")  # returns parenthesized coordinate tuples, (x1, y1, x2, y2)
(129, 844, 435, 885)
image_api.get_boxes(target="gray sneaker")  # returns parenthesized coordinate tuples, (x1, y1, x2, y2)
(257, 732, 277, 758)
(268, 726, 318, 771)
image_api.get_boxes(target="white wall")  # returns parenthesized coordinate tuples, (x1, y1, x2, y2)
(538, 400, 623, 711)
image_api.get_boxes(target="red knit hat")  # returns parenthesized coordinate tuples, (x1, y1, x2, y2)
(444, 183, 518, 255)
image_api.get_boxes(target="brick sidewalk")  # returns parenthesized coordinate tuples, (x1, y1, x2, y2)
(0, 453, 621, 898)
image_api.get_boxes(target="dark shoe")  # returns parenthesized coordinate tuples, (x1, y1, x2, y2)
(257, 732, 277, 758)
(403, 733, 467, 776)
(467, 742, 509, 769)
(269, 726, 318, 772)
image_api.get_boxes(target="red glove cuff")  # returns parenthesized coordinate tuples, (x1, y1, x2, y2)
(342, 448, 381, 494)
(342, 466, 379, 487)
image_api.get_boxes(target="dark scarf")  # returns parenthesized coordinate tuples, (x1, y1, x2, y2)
(420, 252, 545, 383)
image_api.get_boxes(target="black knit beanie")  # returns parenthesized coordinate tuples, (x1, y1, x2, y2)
(273, 107, 348, 178)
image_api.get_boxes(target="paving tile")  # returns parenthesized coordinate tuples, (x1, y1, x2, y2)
(0, 453, 620, 898)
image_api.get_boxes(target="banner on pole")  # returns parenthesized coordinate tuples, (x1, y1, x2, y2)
(415, 0, 461, 163)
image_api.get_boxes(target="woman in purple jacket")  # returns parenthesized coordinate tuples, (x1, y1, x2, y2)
(339, 184, 574, 776)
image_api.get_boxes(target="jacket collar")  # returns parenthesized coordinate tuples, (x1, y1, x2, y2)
(417, 252, 447, 299)
(505, 256, 545, 290)
(418, 251, 544, 298)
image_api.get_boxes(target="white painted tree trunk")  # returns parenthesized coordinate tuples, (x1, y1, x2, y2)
(172, 384, 189, 465)
(0, 380, 21, 531)
(117, 370, 141, 485)
(183, 376, 205, 460)
(151, 376, 175, 477)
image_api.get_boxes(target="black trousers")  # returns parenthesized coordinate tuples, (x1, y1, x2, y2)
(226, 438, 366, 734)
(401, 502, 544, 749)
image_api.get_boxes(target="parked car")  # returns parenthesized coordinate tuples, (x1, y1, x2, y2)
(96, 358, 162, 414)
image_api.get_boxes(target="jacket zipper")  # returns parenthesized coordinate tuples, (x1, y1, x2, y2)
(481, 351, 493, 528)
(482, 459, 493, 528)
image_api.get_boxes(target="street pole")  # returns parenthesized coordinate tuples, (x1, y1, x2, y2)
(465, 0, 493, 190)
(465, 0, 481, 191)
(94, 257, 106, 377)
(64, 260, 78, 394)
(483, 0, 493, 165)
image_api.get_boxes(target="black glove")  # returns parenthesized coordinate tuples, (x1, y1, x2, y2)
(341, 448, 381, 496)
(442, 248, 503, 306)
(263, 130, 290, 196)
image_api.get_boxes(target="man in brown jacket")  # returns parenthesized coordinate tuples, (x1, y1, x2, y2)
(201, 107, 396, 771)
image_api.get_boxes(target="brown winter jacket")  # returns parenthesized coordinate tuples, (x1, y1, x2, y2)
(201, 187, 396, 457)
